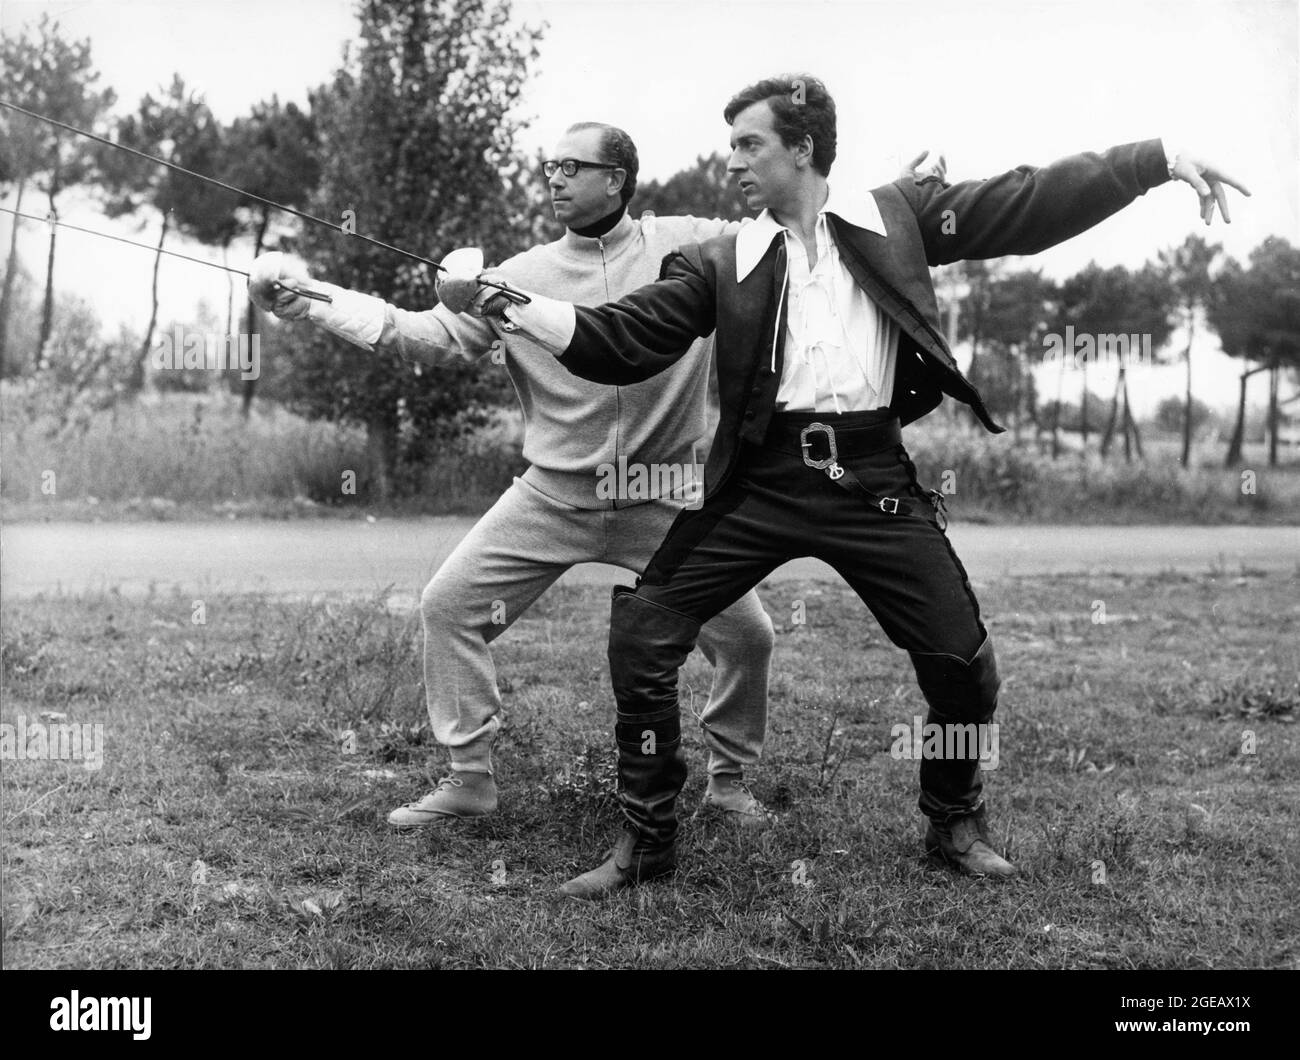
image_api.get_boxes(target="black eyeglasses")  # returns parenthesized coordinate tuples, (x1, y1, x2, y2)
(541, 158, 622, 179)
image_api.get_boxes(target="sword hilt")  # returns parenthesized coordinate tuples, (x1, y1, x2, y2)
(476, 277, 531, 305)
(272, 280, 333, 304)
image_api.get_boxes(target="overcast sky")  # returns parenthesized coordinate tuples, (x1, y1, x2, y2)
(2, 0, 1297, 413)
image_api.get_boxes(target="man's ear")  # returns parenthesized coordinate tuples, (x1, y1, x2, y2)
(607, 167, 627, 199)
(795, 135, 815, 170)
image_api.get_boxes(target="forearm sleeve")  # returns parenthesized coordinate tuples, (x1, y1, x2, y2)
(377, 302, 495, 366)
(910, 139, 1171, 265)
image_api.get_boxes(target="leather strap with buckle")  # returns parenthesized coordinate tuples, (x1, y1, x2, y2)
(798, 421, 947, 528)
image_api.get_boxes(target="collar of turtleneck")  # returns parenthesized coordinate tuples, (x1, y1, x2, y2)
(572, 202, 627, 239)
(561, 205, 636, 256)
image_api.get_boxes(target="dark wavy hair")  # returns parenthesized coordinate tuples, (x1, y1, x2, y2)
(566, 121, 639, 205)
(723, 74, 837, 177)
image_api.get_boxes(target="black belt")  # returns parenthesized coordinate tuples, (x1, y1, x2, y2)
(763, 410, 901, 458)
(762, 412, 946, 527)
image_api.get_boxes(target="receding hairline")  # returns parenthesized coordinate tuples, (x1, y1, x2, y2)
(562, 121, 624, 156)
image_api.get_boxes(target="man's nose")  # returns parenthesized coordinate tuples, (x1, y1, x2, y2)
(727, 149, 746, 174)
(548, 171, 566, 192)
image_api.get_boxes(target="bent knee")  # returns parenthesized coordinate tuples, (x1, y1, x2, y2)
(710, 601, 776, 657)
(419, 575, 485, 634)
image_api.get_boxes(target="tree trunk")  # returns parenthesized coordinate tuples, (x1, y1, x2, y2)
(1122, 374, 1142, 462)
(1011, 357, 1023, 444)
(241, 207, 272, 418)
(1225, 365, 1265, 466)
(1267, 361, 1280, 468)
(1101, 364, 1123, 456)
(1051, 353, 1065, 460)
(132, 209, 171, 392)
(366, 413, 397, 502)
(1079, 360, 1090, 450)
(0, 178, 26, 377)
(965, 333, 982, 429)
(944, 275, 960, 348)
(37, 184, 58, 368)
(222, 240, 234, 339)
(1180, 313, 1194, 468)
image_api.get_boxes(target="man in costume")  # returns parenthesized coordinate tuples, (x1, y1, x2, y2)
(463, 75, 1248, 897)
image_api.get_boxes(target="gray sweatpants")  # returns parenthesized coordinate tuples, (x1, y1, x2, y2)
(419, 475, 775, 776)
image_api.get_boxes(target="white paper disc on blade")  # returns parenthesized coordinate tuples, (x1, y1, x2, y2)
(440, 246, 484, 276)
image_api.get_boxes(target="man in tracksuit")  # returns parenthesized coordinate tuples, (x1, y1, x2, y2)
(251, 123, 783, 830)
(471, 75, 1248, 897)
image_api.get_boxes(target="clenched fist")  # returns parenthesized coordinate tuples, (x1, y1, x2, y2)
(248, 252, 326, 320)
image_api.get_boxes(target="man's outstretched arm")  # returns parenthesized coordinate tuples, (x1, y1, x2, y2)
(481, 246, 717, 386)
(248, 252, 497, 367)
(906, 140, 1250, 266)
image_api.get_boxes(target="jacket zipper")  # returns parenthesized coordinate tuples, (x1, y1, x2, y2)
(599, 237, 621, 511)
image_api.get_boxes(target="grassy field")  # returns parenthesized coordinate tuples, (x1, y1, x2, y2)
(2, 569, 1298, 969)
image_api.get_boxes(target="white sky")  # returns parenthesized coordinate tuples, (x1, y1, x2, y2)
(2, 0, 1297, 414)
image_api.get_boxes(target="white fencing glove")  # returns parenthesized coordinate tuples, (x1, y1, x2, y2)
(248, 251, 386, 350)
(436, 247, 527, 319)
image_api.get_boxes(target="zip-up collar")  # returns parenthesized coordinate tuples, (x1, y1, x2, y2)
(559, 210, 639, 260)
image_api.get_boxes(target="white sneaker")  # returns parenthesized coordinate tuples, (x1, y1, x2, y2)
(692, 775, 776, 830)
(387, 772, 498, 828)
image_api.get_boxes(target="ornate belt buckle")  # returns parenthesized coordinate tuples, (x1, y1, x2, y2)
(878, 497, 901, 515)
(799, 422, 837, 470)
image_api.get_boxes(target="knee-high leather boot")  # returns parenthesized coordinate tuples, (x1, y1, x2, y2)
(909, 635, 1016, 877)
(559, 587, 697, 899)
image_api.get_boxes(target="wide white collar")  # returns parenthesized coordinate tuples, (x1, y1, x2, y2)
(735, 186, 887, 282)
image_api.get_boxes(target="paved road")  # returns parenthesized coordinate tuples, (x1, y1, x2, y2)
(3, 520, 1296, 602)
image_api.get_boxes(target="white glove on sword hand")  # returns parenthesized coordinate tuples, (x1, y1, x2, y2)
(247, 251, 385, 350)
(436, 247, 527, 318)
(437, 247, 576, 352)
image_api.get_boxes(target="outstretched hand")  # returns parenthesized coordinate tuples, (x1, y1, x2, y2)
(472, 270, 516, 319)
(1170, 153, 1251, 225)
(248, 252, 321, 319)
(901, 148, 947, 184)
(436, 248, 515, 318)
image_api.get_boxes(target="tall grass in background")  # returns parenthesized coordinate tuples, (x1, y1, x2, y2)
(2, 389, 372, 504)
(903, 414, 1298, 523)
(2, 388, 1295, 522)
(0, 388, 525, 514)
